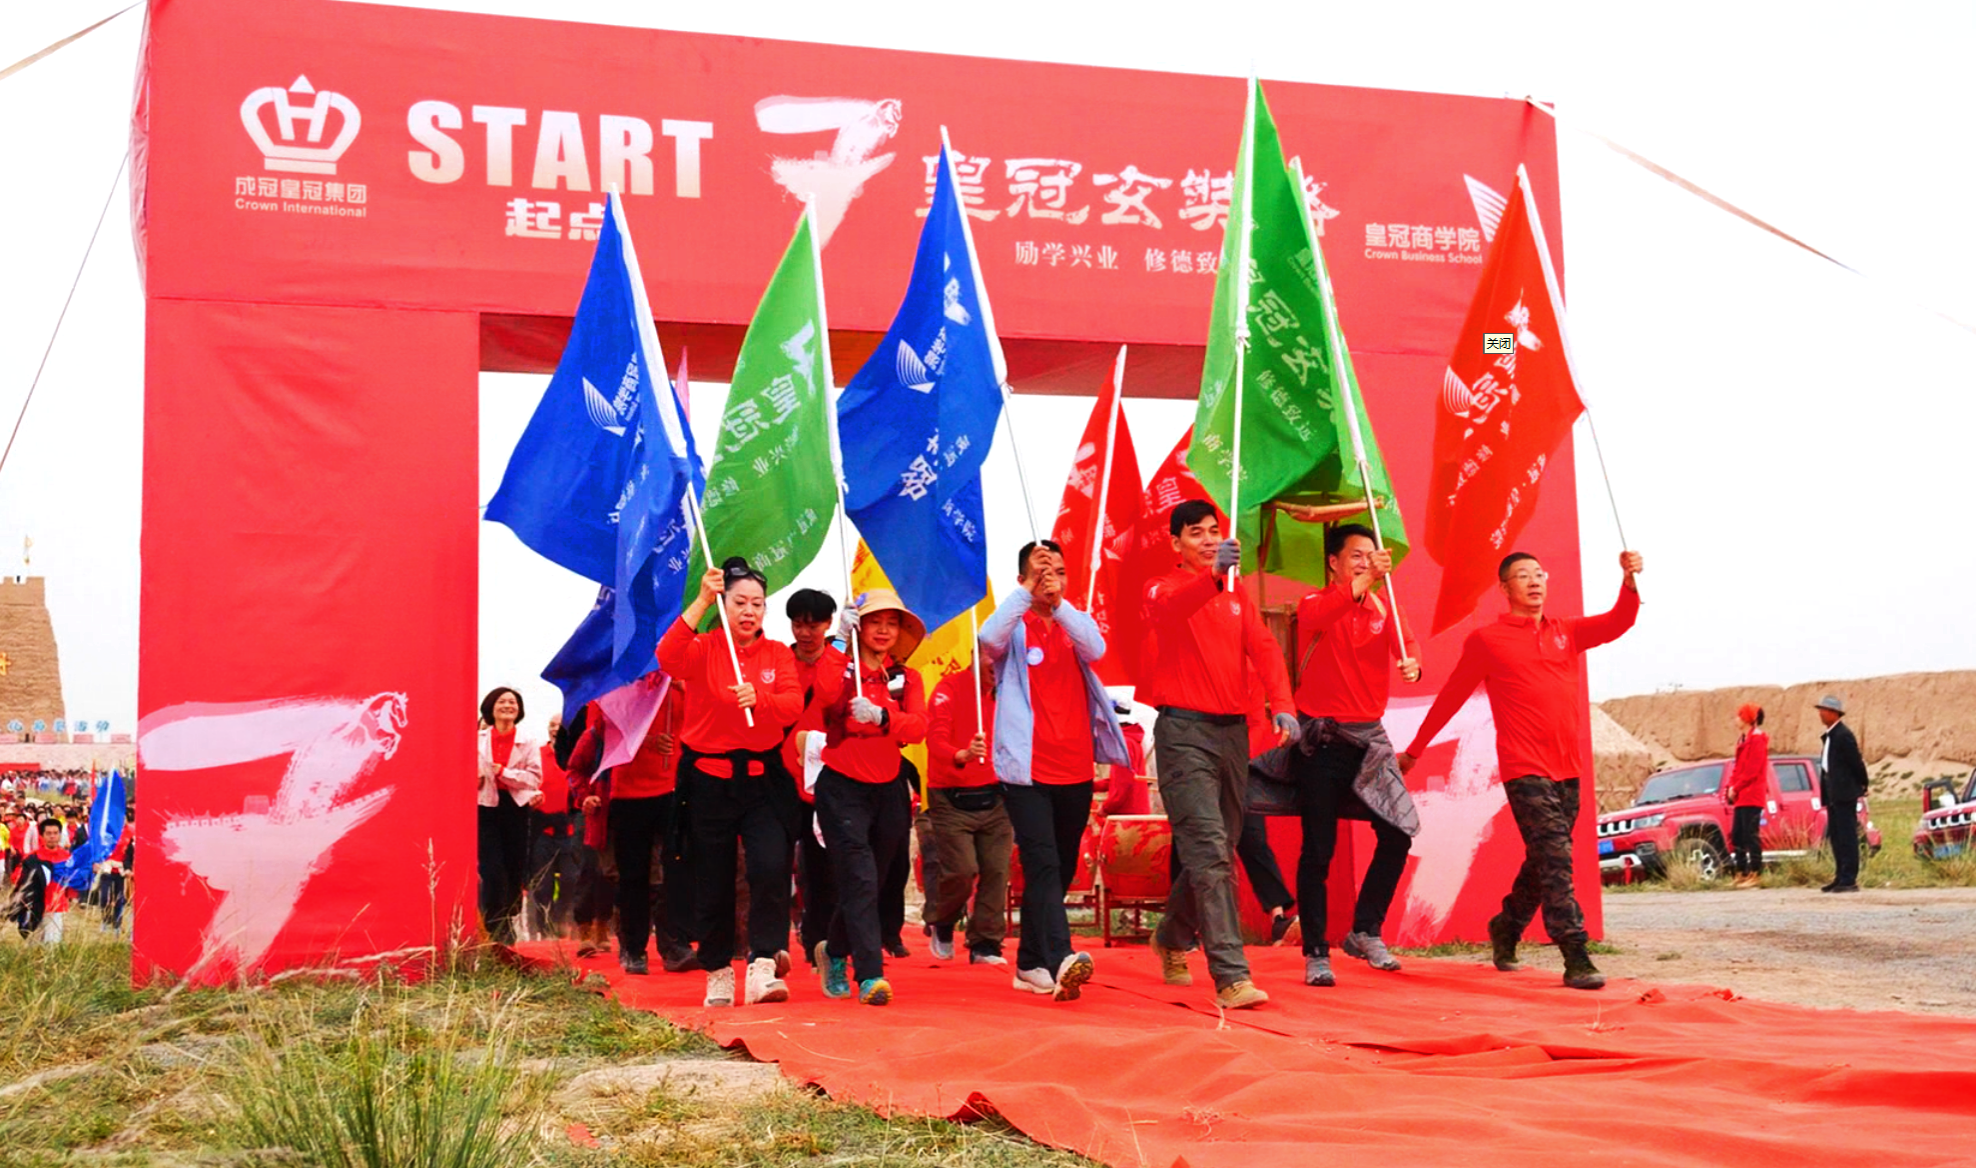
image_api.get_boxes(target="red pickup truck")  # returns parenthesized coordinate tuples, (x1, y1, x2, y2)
(1915, 769, 1976, 860)
(1597, 754, 1882, 882)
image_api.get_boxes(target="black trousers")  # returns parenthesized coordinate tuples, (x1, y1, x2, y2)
(477, 793, 529, 944)
(1825, 782, 1861, 885)
(612, 792, 691, 959)
(1003, 779, 1093, 976)
(816, 768, 912, 984)
(1296, 739, 1412, 956)
(526, 810, 581, 932)
(682, 759, 794, 969)
(880, 770, 918, 948)
(1238, 812, 1294, 914)
(1730, 806, 1764, 876)
(798, 818, 837, 964)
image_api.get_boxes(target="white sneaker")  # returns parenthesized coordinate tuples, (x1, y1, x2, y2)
(745, 957, 788, 1005)
(1012, 967, 1056, 995)
(705, 965, 736, 1007)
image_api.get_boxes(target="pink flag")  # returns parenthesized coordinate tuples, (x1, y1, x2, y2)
(595, 675, 669, 772)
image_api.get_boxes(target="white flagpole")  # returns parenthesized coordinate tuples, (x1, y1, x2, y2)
(1226, 75, 1258, 589)
(969, 608, 985, 739)
(940, 124, 1039, 542)
(1294, 158, 1409, 657)
(1086, 344, 1127, 610)
(1516, 164, 1634, 568)
(802, 194, 859, 610)
(611, 191, 753, 727)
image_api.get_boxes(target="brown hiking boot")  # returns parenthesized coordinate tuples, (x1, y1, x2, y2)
(1216, 980, 1269, 1009)
(1150, 936, 1193, 986)
(1561, 943, 1606, 991)
(1487, 913, 1523, 972)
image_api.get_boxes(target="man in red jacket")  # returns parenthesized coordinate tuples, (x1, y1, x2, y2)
(923, 668, 1011, 966)
(1142, 500, 1297, 1010)
(1400, 549, 1644, 990)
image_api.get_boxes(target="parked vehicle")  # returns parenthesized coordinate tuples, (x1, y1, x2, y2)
(1597, 755, 1882, 883)
(1914, 769, 1976, 860)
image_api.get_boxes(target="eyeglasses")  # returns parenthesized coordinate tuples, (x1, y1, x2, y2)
(1504, 570, 1549, 584)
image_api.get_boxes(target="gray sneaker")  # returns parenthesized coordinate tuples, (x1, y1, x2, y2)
(1304, 954, 1335, 987)
(928, 923, 956, 961)
(1342, 931, 1402, 972)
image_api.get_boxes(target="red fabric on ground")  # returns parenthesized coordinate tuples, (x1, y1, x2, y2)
(520, 942, 1976, 1166)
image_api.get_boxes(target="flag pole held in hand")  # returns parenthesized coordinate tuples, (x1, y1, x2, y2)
(1087, 345, 1127, 609)
(1296, 157, 1409, 655)
(1516, 163, 1634, 595)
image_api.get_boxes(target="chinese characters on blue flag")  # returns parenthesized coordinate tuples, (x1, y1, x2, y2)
(836, 144, 1004, 629)
(485, 193, 697, 716)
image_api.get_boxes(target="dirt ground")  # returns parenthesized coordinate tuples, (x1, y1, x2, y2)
(1584, 886, 1976, 1016)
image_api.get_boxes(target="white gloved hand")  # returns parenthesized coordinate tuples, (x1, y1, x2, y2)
(850, 696, 887, 726)
(836, 606, 861, 645)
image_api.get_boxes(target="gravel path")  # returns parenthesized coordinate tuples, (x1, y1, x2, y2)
(1592, 886, 1976, 1015)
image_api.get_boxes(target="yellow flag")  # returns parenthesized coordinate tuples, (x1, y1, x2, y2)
(851, 540, 995, 801)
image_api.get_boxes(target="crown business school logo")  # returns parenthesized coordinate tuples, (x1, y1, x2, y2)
(232, 76, 370, 219)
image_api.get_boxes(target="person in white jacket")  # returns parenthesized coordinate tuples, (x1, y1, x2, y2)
(477, 687, 541, 944)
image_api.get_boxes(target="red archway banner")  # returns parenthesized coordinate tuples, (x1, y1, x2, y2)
(132, 0, 1593, 981)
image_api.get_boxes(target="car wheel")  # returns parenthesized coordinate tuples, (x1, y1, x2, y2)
(1672, 836, 1725, 883)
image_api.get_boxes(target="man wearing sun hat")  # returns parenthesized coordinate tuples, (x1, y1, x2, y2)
(1813, 694, 1867, 893)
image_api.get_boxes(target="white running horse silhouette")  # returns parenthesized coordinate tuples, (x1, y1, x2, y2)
(1382, 694, 1508, 946)
(139, 692, 407, 975)
(755, 95, 902, 246)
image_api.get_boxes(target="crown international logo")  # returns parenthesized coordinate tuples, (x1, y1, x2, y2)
(240, 76, 361, 175)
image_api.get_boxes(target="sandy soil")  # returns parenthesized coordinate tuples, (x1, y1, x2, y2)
(1591, 886, 1976, 1016)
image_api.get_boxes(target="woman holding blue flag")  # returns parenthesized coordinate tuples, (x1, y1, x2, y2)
(805, 589, 929, 1007)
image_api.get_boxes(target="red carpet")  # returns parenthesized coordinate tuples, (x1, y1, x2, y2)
(522, 941, 1976, 1167)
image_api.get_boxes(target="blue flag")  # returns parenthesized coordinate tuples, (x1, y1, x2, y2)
(837, 143, 1005, 512)
(51, 768, 126, 893)
(544, 375, 706, 723)
(854, 475, 988, 632)
(488, 193, 698, 709)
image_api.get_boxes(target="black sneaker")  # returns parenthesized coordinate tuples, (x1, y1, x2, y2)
(660, 944, 699, 973)
(1827, 883, 1861, 894)
(1270, 911, 1298, 945)
(884, 939, 911, 959)
(619, 951, 649, 976)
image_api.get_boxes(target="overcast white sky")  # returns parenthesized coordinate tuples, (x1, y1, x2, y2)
(3, 0, 1972, 729)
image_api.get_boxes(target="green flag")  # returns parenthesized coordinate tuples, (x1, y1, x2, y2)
(1188, 77, 1408, 586)
(1244, 157, 1409, 586)
(693, 207, 838, 597)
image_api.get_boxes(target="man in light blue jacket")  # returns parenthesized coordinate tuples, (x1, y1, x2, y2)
(980, 539, 1131, 1002)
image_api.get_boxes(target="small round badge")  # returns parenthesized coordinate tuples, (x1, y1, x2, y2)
(1026, 646, 1046, 666)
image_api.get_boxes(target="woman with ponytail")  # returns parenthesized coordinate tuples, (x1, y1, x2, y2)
(1723, 703, 1770, 888)
(658, 556, 804, 1006)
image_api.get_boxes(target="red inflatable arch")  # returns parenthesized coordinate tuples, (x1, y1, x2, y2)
(130, 0, 1590, 981)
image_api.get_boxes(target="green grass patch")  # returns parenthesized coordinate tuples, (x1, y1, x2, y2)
(0, 918, 1094, 1167)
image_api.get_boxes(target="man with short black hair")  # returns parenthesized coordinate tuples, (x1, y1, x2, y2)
(1142, 501, 1296, 1009)
(980, 538, 1128, 1001)
(1401, 549, 1643, 990)
(1813, 695, 1866, 893)
(1281, 523, 1421, 988)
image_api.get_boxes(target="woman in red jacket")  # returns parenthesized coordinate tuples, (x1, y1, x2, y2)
(658, 557, 804, 1008)
(806, 589, 928, 1006)
(1723, 703, 1770, 888)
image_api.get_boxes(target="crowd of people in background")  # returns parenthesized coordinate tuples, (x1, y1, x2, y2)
(1, 779, 133, 942)
(476, 500, 1648, 1009)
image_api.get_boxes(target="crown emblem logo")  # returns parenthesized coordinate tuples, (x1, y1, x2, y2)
(240, 76, 361, 175)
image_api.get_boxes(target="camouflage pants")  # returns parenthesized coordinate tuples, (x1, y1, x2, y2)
(1501, 776, 1587, 949)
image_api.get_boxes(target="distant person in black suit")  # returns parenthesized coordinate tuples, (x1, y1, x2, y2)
(1814, 695, 1867, 893)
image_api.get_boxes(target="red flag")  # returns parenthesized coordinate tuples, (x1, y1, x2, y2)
(1424, 167, 1585, 634)
(1113, 426, 1224, 693)
(1050, 348, 1144, 686)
